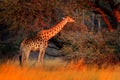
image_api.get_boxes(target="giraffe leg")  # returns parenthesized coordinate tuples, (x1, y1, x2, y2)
(25, 50, 30, 63)
(21, 50, 30, 65)
(38, 49, 45, 65)
(40, 49, 45, 65)
(38, 49, 43, 63)
(21, 52, 26, 66)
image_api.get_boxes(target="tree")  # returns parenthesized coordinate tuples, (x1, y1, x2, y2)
(84, 0, 120, 32)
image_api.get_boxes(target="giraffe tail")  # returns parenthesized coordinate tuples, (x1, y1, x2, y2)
(19, 54, 22, 66)
(19, 48, 23, 66)
(19, 43, 24, 66)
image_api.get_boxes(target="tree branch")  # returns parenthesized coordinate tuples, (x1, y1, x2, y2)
(86, 1, 114, 31)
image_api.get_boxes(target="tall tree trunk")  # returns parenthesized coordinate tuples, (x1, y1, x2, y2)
(87, 2, 113, 31)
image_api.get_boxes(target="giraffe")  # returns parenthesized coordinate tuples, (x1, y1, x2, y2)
(19, 16, 75, 65)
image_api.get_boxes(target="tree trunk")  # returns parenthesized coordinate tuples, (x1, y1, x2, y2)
(87, 2, 114, 32)
(86, 0, 120, 32)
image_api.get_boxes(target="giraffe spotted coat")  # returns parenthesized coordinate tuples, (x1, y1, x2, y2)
(19, 16, 75, 65)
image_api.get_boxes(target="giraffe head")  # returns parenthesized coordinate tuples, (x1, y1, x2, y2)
(64, 16, 75, 22)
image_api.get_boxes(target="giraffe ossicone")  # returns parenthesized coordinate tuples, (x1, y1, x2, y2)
(19, 16, 75, 66)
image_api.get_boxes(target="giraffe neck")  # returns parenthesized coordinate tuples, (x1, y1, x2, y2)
(46, 18, 68, 40)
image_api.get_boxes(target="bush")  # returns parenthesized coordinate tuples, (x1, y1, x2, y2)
(59, 29, 120, 66)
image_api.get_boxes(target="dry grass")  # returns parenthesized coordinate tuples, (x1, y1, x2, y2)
(0, 59, 120, 80)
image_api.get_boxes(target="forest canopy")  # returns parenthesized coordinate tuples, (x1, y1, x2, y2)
(0, 0, 120, 35)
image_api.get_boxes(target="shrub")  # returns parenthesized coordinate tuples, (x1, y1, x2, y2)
(59, 29, 120, 66)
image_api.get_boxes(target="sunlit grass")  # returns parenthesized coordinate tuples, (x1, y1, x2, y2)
(0, 59, 120, 80)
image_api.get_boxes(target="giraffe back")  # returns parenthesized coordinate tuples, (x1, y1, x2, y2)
(20, 34, 48, 52)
